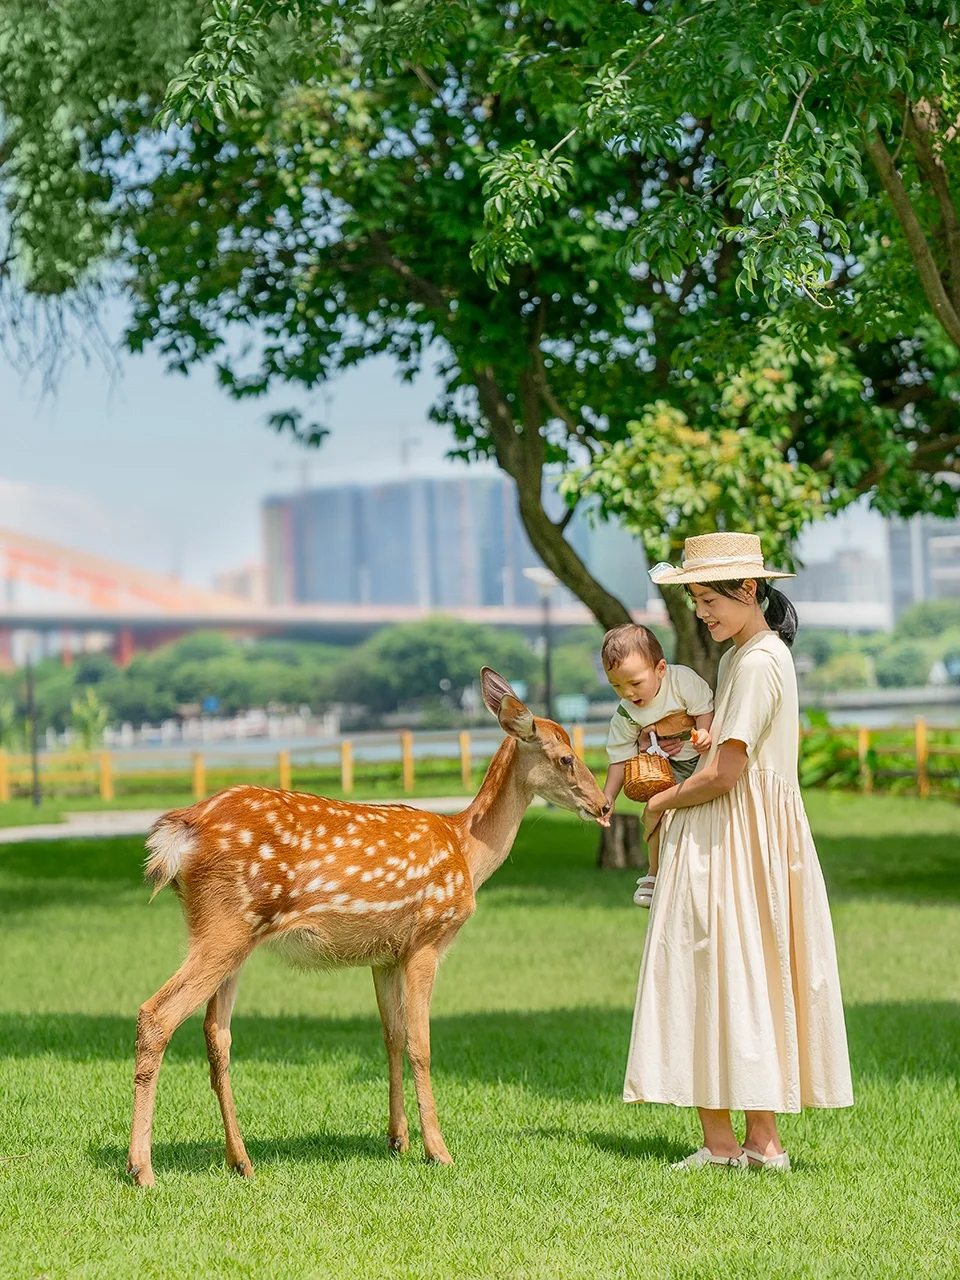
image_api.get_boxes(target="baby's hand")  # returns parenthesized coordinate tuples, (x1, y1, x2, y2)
(691, 728, 712, 754)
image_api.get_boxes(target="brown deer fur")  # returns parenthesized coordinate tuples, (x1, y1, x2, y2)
(127, 668, 608, 1186)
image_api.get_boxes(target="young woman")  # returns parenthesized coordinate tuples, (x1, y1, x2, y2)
(623, 532, 853, 1170)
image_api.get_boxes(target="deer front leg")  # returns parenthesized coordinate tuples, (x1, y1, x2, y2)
(403, 947, 451, 1165)
(372, 964, 408, 1154)
(203, 971, 253, 1178)
(128, 944, 242, 1188)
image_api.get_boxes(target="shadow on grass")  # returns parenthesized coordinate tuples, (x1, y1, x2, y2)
(90, 1130, 388, 1178)
(4, 807, 960, 911)
(2, 1002, 958, 1089)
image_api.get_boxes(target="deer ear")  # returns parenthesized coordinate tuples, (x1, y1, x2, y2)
(497, 694, 537, 743)
(480, 666, 519, 717)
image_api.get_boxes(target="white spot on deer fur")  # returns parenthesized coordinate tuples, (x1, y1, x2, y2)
(249, 862, 260, 877)
(289, 888, 300, 898)
(315, 825, 326, 837)
(281, 831, 292, 845)
(218, 838, 230, 851)
(385, 872, 396, 883)
(355, 814, 366, 823)
(346, 823, 356, 834)
(407, 832, 422, 843)
(455, 871, 464, 887)
(324, 854, 336, 865)
(300, 836, 312, 850)
(239, 830, 253, 845)
(332, 893, 350, 905)
(243, 910, 260, 925)
(345, 865, 359, 876)
(259, 843, 274, 858)
(361, 871, 373, 882)
(272, 884, 282, 899)
(286, 868, 295, 880)
(333, 836, 344, 848)
(266, 812, 278, 825)
(216, 822, 234, 832)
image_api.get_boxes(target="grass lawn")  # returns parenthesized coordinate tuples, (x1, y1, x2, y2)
(0, 792, 958, 1278)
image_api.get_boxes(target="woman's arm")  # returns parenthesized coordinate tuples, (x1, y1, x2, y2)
(646, 739, 749, 821)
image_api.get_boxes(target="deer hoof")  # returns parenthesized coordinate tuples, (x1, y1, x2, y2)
(231, 1159, 255, 1178)
(425, 1148, 454, 1166)
(128, 1163, 155, 1188)
(387, 1134, 409, 1155)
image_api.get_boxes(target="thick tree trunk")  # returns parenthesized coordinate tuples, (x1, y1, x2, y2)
(475, 363, 633, 633)
(657, 583, 726, 688)
(596, 813, 647, 870)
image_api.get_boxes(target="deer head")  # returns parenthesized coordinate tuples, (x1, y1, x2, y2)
(479, 667, 609, 821)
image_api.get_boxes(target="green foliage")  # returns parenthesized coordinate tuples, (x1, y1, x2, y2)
(1, 0, 959, 657)
(563, 398, 826, 567)
(804, 652, 872, 695)
(328, 617, 537, 715)
(874, 641, 930, 689)
(70, 686, 109, 749)
(894, 599, 960, 640)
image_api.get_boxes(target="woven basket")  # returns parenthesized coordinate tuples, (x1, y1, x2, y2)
(623, 751, 675, 803)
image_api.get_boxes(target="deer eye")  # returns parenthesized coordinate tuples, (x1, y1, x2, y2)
(560, 755, 575, 767)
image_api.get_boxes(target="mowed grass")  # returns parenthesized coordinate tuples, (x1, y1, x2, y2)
(0, 794, 958, 1279)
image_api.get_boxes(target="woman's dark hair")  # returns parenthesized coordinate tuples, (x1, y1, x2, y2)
(686, 578, 799, 648)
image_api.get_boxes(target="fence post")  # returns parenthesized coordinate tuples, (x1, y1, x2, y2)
(572, 724, 585, 760)
(99, 750, 114, 803)
(341, 740, 354, 794)
(0, 750, 8, 803)
(915, 716, 929, 798)
(459, 730, 471, 790)
(278, 749, 291, 791)
(192, 752, 206, 801)
(856, 727, 872, 794)
(401, 730, 415, 794)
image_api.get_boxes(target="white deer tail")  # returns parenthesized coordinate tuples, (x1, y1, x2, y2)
(144, 815, 196, 900)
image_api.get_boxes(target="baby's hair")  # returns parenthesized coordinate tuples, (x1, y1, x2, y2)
(685, 579, 799, 648)
(601, 623, 665, 671)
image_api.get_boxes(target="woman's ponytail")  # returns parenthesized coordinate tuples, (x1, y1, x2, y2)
(757, 580, 798, 648)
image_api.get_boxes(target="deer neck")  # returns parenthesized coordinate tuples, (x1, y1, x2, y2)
(453, 737, 532, 889)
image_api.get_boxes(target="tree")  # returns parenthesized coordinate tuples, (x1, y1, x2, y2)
(325, 616, 537, 715)
(1, 1, 959, 681)
(70, 686, 109, 749)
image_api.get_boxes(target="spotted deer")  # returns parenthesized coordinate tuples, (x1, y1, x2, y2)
(127, 667, 609, 1186)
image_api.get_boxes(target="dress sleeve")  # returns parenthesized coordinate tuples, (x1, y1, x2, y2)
(606, 706, 642, 763)
(716, 650, 783, 757)
(675, 665, 714, 716)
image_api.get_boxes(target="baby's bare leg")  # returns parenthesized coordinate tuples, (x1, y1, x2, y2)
(645, 821, 660, 877)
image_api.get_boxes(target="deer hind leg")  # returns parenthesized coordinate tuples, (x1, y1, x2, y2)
(203, 970, 253, 1178)
(128, 944, 244, 1188)
(403, 947, 451, 1165)
(372, 964, 408, 1154)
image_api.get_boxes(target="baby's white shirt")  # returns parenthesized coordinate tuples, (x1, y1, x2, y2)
(605, 664, 713, 764)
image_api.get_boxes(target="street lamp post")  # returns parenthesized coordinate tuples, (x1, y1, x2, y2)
(522, 566, 558, 719)
(25, 654, 42, 808)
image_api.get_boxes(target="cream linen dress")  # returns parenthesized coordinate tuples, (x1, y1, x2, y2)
(623, 631, 854, 1112)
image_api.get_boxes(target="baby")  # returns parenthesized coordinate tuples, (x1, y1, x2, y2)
(601, 624, 714, 907)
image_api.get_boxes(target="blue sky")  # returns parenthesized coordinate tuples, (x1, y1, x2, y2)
(0, 314, 883, 587)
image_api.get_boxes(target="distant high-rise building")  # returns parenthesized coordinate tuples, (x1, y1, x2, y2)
(791, 547, 888, 605)
(888, 516, 960, 616)
(262, 474, 648, 611)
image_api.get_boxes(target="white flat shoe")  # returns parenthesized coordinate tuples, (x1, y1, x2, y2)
(633, 875, 657, 908)
(670, 1146, 749, 1172)
(744, 1148, 791, 1171)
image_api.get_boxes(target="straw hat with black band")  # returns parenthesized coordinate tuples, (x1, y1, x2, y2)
(648, 532, 795, 587)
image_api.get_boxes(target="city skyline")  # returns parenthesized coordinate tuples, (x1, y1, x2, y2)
(0, 306, 905, 595)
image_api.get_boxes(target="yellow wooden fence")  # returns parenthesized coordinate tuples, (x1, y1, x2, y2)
(0, 718, 956, 804)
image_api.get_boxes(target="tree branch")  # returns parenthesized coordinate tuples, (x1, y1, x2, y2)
(865, 130, 960, 351)
(367, 232, 451, 313)
(906, 106, 960, 310)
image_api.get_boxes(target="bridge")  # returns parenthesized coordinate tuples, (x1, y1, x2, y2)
(0, 526, 891, 667)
